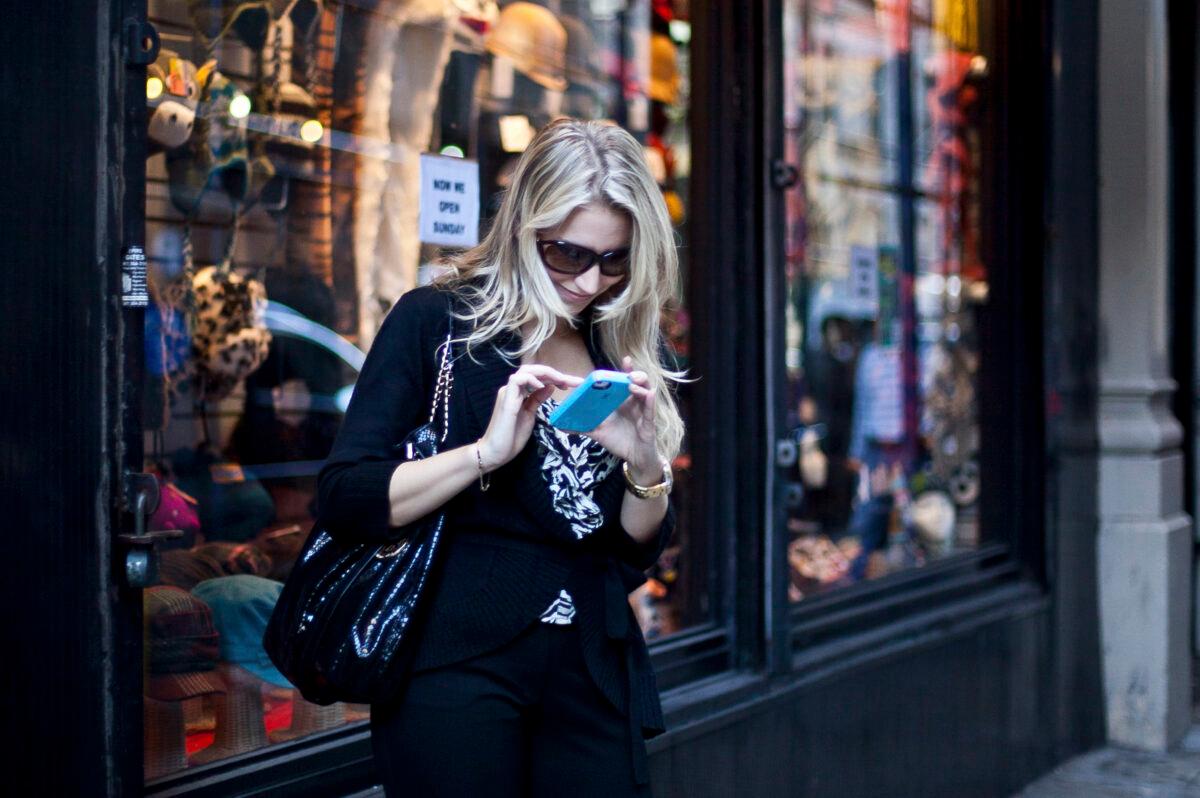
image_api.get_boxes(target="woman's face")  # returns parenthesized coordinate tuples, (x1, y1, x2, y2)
(537, 202, 631, 315)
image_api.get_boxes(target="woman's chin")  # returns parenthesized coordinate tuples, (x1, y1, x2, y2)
(556, 293, 591, 315)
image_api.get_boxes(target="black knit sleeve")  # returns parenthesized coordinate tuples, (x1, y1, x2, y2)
(603, 338, 682, 571)
(315, 287, 448, 543)
(608, 500, 675, 572)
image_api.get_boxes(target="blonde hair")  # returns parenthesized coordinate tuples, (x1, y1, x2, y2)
(438, 118, 686, 459)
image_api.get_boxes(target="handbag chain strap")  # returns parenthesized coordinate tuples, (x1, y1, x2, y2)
(428, 326, 455, 443)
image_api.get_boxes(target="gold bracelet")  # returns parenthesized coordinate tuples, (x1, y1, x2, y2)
(474, 443, 491, 492)
(622, 460, 673, 499)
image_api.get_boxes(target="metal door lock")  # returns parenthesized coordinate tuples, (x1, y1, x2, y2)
(120, 471, 182, 588)
(770, 159, 800, 190)
(775, 438, 798, 467)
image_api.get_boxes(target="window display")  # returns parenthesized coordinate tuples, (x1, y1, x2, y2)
(781, 0, 989, 602)
(141, 0, 697, 781)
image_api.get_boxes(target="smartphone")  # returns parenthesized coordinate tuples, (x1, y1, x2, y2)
(547, 370, 631, 432)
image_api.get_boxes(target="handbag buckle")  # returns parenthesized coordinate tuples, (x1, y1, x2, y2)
(375, 540, 410, 559)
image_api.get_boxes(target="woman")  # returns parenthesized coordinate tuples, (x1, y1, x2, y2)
(317, 118, 685, 797)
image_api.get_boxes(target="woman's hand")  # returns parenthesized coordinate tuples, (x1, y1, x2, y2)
(476, 365, 582, 471)
(587, 356, 663, 482)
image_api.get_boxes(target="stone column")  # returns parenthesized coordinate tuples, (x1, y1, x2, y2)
(1097, 0, 1192, 751)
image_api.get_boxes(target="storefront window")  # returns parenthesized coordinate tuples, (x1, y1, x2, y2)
(140, 0, 697, 781)
(781, 0, 989, 602)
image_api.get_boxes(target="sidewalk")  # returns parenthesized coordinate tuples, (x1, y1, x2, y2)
(1015, 727, 1200, 797)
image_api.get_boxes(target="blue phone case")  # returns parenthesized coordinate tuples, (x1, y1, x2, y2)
(547, 370, 631, 432)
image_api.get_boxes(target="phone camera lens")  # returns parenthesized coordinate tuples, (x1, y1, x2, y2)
(594, 381, 610, 390)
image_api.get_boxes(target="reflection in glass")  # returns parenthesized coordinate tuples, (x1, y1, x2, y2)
(782, 0, 988, 602)
(141, 0, 698, 779)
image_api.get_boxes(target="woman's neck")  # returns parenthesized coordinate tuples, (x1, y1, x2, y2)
(520, 316, 584, 342)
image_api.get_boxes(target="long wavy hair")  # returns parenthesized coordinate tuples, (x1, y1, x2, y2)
(439, 118, 686, 459)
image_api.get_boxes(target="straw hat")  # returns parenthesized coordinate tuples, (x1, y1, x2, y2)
(485, 2, 568, 91)
(649, 32, 680, 105)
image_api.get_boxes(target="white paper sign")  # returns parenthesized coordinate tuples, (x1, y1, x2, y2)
(419, 154, 480, 248)
(848, 245, 879, 312)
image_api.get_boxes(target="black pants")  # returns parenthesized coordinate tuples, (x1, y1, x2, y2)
(370, 620, 652, 798)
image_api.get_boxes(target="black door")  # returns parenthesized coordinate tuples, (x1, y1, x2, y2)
(0, 0, 158, 794)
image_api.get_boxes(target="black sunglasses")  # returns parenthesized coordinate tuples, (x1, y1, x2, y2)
(535, 239, 631, 278)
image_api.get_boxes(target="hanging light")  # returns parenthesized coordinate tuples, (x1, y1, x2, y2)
(300, 119, 324, 143)
(228, 93, 252, 120)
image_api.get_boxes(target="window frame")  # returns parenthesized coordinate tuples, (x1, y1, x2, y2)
(140, 0, 1051, 792)
(142, 2, 758, 793)
(764, 0, 1050, 663)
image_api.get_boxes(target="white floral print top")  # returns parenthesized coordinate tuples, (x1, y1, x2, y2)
(534, 397, 619, 625)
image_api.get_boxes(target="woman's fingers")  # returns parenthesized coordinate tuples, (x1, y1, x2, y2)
(619, 356, 652, 394)
(517, 364, 582, 390)
(522, 384, 555, 412)
(509, 372, 546, 392)
(640, 383, 657, 424)
(504, 373, 546, 412)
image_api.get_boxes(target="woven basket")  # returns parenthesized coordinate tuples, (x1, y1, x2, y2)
(189, 664, 269, 764)
(269, 692, 346, 743)
(144, 697, 187, 781)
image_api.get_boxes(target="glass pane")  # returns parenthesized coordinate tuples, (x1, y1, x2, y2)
(140, 0, 701, 780)
(781, 0, 989, 604)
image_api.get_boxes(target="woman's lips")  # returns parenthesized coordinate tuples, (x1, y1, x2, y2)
(559, 286, 592, 303)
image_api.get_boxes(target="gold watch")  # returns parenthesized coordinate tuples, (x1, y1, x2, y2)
(622, 460, 673, 499)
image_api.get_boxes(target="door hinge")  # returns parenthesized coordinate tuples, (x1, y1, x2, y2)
(124, 18, 160, 66)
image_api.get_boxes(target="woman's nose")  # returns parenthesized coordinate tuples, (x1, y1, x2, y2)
(574, 263, 601, 293)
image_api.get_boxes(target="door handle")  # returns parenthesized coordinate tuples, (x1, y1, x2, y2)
(120, 471, 183, 588)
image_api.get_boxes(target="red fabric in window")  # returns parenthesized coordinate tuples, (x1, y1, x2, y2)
(184, 693, 293, 755)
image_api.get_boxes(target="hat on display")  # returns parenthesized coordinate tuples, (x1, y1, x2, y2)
(192, 575, 291, 688)
(165, 68, 252, 217)
(560, 15, 601, 87)
(648, 32, 680, 105)
(662, 189, 684, 225)
(147, 50, 215, 152)
(189, 265, 272, 401)
(485, 2, 568, 92)
(261, 80, 320, 165)
(171, 448, 275, 542)
(189, 0, 323, 51)
(144, 586, 226, 701)
(150, 479, 202, 550)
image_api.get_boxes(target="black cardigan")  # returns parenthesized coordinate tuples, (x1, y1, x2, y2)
(315, 284, 674, 782)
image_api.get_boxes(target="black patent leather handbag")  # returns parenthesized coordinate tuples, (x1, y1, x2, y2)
(263, 323, 456, 706)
